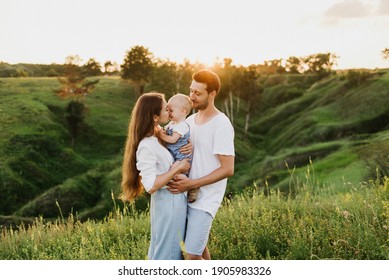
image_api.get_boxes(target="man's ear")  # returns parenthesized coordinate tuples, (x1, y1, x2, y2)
(210, 90, 217, 98)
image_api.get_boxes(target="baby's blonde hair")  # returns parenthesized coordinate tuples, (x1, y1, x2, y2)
(169, 93, 192, 115)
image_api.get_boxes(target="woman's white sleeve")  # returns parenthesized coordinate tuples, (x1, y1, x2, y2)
(136, 145, 157, 193)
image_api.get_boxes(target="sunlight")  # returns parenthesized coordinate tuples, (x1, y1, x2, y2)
(0, 0, 388, 69)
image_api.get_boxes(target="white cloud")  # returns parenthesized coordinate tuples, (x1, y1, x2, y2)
(325, 0, 372, 18)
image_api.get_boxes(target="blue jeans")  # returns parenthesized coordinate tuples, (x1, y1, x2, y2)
(148, 189, 187, 260)
(184, 207, 213, 256)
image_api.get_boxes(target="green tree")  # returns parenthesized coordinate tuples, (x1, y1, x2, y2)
(55, 55, 98, 146)
(56, 55, 99, 99)
(236, 65, 262, 137)
(285, 56, 303, 74)
(104, 61, 113, 75)
(303, 53, 337, 76)
(215, 58, 238, 123)
(147, 59, 178, 98)
(65, 100, 88, 147)
(263, 59, 286, 74)
(175, 59, 203, 93)
(15, 67, 29, 77)
(121, 45, 154, 97)
(83, 58, 102, 76)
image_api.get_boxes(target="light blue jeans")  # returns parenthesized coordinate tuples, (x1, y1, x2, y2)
(148, 189, 187, 260)
(184, 207, 213, 256)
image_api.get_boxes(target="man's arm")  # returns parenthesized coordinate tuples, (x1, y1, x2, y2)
(148, 159, 190, 194)
(167, 154, 234, 193)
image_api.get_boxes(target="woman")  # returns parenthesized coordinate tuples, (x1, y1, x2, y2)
(121, 92, 190, 260)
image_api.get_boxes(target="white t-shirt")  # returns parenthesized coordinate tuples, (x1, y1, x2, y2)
(165, 121, 190, 137)
(136, 136, 174, 193)
(186, 112, 235, 218)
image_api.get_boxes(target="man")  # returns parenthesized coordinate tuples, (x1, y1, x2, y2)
(168, 69, 235, 260)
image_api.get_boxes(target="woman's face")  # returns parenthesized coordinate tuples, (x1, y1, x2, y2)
(157, 100, 169, 125)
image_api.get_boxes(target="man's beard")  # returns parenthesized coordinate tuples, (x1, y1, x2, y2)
(192, 99, 208, 110)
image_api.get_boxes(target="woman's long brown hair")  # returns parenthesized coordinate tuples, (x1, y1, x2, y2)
(121, 92, 165, 202)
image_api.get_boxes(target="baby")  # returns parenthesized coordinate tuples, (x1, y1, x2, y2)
(158, 93, 198, 203)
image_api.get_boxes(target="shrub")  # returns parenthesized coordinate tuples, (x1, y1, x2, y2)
(345, 70, 371, 88)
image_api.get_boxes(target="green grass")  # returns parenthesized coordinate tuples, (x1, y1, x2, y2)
(1, 174, 387, 260)
(0, 71, 388, 227)
(211, 183, 388, 259)
(0, 208, 150, 260)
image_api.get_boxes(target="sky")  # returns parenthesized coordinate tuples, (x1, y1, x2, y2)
(0, 0, 388, 69)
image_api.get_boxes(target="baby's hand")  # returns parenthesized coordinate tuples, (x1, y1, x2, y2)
(171, 159, 190, 174)
(155, 125, 161, 137)
(155, 126, 165, 138)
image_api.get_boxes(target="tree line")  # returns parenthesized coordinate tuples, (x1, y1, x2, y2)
(1, 46, 387, 80)
(3, 45, 388, 140)
(0, 46, 338, 80)
(0, 59, 119, 78)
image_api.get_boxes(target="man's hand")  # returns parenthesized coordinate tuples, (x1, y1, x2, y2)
(167, 174, 193, 194)
(179, 140, 192, 155)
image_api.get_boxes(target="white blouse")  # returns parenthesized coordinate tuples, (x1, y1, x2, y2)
(136, 136, 174, 193)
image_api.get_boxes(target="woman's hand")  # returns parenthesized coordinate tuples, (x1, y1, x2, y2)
(171, 159, 190, 174)
(179, 140, 192, 155)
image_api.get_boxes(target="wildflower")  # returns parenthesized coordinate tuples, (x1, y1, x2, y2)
(342, 210, 350, 219)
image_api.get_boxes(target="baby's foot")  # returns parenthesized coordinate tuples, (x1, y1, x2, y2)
(188, 189, 198, 203)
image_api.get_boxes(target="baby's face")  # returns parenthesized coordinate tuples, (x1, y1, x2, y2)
(167, 100, 186, 122)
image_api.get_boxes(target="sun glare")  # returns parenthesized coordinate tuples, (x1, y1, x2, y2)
(0, 0, 388, 69)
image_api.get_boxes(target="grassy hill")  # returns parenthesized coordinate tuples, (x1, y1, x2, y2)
(230, 70, 389, 193)
(0, 70, 388, 224)
(0, 77, 133, 218)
